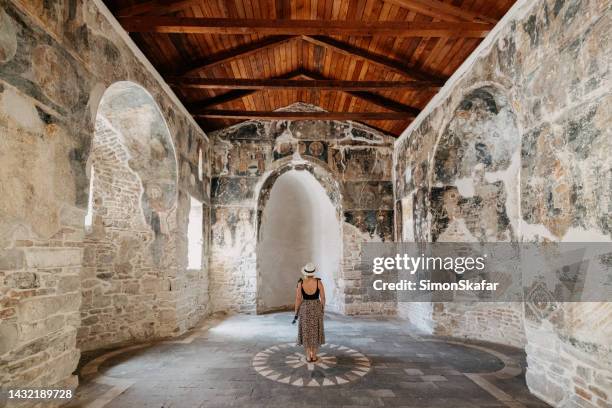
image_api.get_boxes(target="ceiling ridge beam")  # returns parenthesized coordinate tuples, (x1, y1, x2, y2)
(174, 36, 298, 77)
(167, 77, 443, 91)
(119, 17, 493, 38)
(193, 110, 413, 120)
(301, 35, 445, 82)
(383, 0, 498, 24)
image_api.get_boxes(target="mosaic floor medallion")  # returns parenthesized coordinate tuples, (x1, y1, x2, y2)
(252, 343, 371, 387)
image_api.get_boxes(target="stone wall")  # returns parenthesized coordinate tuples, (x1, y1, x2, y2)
(209, 104, 396, 316)
(393, 0, 611, 406)
(395, 84, 526, 348)
(0, 0, 210, 395)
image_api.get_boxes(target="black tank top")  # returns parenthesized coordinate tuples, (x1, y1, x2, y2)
(299, 278, 320, 300)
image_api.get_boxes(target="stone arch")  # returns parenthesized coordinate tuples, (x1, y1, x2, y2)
(255, 160, 343, 314)
(80, 81, 179, 351)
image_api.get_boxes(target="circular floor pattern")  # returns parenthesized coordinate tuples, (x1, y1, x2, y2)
(252, 343, 371, 387)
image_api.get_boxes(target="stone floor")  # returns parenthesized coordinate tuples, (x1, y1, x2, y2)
(68, 312, 550, 407)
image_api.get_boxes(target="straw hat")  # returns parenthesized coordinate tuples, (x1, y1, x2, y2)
(301, 263, 317, 277)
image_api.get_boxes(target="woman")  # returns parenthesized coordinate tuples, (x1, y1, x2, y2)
(293, 263, 326, 362)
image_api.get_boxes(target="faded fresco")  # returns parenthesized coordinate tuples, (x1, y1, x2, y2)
(209, 104, 396, 316)
(0, 0, 210, 392)
(393, 0, 611, 405)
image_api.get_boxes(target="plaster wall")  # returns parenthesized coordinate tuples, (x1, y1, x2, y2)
(257, 170, 341, 312)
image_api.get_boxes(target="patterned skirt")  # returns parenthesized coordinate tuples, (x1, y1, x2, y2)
(297, 299, 325, 348)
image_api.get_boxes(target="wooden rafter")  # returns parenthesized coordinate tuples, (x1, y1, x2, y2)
(187, 90, 257, 111)
(342, 91, 421, 116)
(168, 77, 444, 91)
(177, 36, 298, 77)
(193, 110, 413, 120)
(383, 0, 498, 24)
(186, 70, 421, 117)
(115, 0, 497, 24)
(185, 70, 306, 111)
(301, 35, 443, 82)
(115, 0, 200, 17)
(119, 17, 493, 37)
(298, 71, 421, 116)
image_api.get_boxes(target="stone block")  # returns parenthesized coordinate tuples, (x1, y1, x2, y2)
(24, 248, 82, 268)
(0, 321, 19, 355)
(589, 386, 608, 401)
(57, 275, 80, 293)
(0, 249, 25, 270)
(17, 293, 80, 321)
(19, 314, 65, 341)
(5, 271, 39, 289)
(576, 386, 593, 401)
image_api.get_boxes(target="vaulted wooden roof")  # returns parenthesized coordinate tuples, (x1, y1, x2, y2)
(104, 0, 515, 136)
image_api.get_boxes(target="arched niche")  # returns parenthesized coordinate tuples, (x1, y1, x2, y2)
(80, 81, 178, 350)
(255, 161, 343, 314)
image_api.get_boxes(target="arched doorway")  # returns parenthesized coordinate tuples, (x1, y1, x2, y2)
(81, 81, 178, 351)
(256, 165, 342, 314)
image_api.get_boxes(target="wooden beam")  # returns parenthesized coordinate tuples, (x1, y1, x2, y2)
(298, 71, 421, 116)
(119, 17, 493, 38)
(343, 91, 421, 116)
(187, 90, 257, 110)
(185, 70, 306, 110)
(187, 70, 420, 117)
(116, 0, 199, 17)
(168, 77, 443, 91)
(194, 110, 413, 120)
(301, 35, 444, 82)
(177, 36, 297, 76)
(384, 0, 497, 24)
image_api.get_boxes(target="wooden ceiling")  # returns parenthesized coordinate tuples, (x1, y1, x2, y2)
(104, 0, 516, 136)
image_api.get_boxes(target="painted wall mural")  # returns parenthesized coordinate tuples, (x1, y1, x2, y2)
(0, 0, 211, 390)
(393, 0, 611, 405)
(209, 104, 396, 315)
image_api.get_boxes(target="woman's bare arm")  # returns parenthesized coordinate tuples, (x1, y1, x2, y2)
(294, 282, 303, 315)
(319, 280, 325, 311)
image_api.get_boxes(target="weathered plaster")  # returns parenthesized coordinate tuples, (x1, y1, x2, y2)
(393, 0, 611, 405)
(209, 104, 396, 316)
(0, 0, 211, 396)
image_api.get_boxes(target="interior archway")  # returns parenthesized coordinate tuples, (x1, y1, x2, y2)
(81, 81, 178, 351)
(256, 169, 341, 314)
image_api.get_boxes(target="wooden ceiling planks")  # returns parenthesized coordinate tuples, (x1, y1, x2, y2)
(103, 0, 515, 135)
